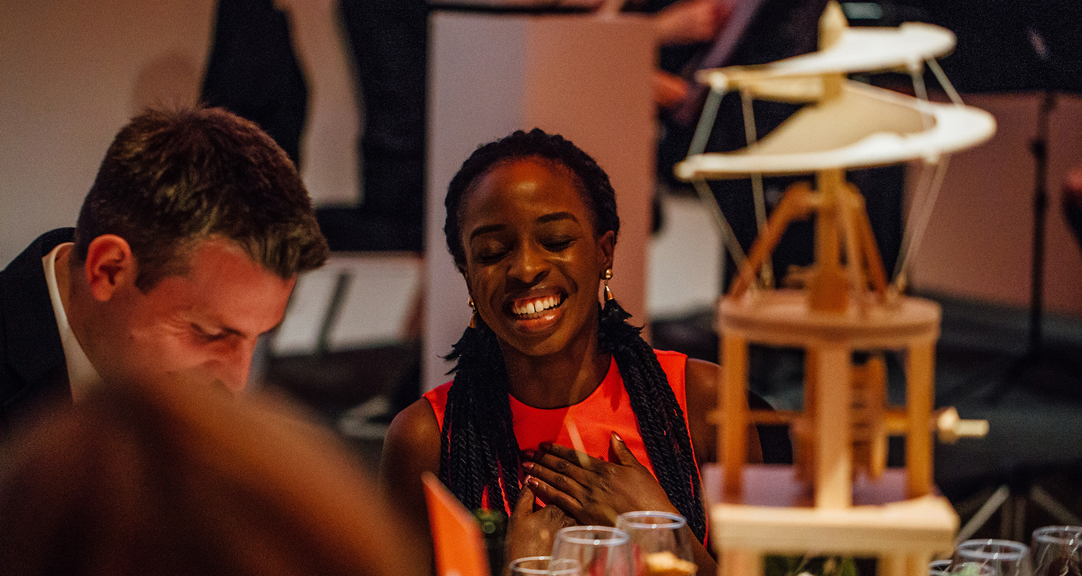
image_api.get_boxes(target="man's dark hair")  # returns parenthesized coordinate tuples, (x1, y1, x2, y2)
(439, 129, 707, 543)
(73, 106, 329, 291)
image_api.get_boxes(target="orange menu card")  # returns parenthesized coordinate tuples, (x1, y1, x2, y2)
(422, 472, 491, 576)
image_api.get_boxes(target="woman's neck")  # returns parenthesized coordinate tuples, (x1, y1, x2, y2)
(501, 328, 611, 409)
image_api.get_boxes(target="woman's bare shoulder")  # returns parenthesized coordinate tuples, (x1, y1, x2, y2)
(383, 398, 441, 463)
(684, 357, 720, 395)
(379, 397, 442, 490)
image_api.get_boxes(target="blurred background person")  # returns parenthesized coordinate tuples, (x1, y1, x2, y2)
(200, 0, 719, 251)
(202, 0, 427, 253)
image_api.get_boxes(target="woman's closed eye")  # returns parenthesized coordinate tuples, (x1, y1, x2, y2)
(472, 239, 510, 264)
(477, 251, 507, 264)
(541, 237, 575, 252)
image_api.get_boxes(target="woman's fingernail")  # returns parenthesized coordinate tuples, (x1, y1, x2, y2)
(522, 449, 536, 460)
(527, 476, 539, 487)
(523, 461, 535, 471)
(612, 431, 623, 442)
(539, 442, 552, 451)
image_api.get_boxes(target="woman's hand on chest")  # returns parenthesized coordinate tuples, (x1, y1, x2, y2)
(521, 431, 678, 526)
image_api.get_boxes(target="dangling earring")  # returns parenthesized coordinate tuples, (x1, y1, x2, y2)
(602, 269, 614, 302)
(468, 297, 478, 328)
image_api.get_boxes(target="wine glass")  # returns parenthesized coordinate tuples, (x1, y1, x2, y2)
(952, 539, 1033, 576)
(615, 511, 697, 576)
(932, 559, 957, 576)
(509, 556, 582, 576)
(1031, 526, 1082, 576)
(932, 558, 995, 576)
(551, 526, 634, 576)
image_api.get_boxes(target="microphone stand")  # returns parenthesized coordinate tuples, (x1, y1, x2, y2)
(958, 28, 1082, 542)
(1024, 89, 1054, 365)
(986, 28, 1082, 403)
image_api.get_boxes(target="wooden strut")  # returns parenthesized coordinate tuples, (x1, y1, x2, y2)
(725, 177, 889, 306)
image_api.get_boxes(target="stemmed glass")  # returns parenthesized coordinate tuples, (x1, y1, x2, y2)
(1031, 526, 1082, 576)
(932, 559, 959, 576)
(551, 526, 634, 576)
(509, 556, 582, 576)
(952, 539, 1033, 576)
(931, 558, 995, 576)
(615, 511, 697, 576)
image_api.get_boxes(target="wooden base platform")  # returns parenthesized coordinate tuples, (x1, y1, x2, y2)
(702, 464, 957, 576)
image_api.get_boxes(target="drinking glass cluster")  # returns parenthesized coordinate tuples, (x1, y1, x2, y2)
(930, 526, 1081, 576)
(510, 511, 697, 576)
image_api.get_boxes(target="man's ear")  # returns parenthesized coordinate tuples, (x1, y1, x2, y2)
(83, 235, 137, 302)
(597, 230, 616, 273)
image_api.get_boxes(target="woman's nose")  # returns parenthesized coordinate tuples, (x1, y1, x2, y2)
(507, 245, 548, 285)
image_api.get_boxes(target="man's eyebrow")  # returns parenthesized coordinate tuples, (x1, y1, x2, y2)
(221, 326, 246, 338)
(196, 318, 247, 339)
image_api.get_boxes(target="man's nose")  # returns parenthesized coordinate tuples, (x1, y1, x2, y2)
(215, 340, 256, 393)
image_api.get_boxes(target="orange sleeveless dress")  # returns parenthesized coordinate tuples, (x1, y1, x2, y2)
(423, 350, 700, 509)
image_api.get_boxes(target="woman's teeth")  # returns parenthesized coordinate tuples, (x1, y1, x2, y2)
(512, 295, 561, 317)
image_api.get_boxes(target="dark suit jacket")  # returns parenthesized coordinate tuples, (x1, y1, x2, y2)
(0, 228, 75, 435)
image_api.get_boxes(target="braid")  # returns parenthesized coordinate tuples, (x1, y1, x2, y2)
(599, 299, 708, 543)
(440, 318, 521, 512)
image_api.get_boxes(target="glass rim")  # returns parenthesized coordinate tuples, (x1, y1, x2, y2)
(933, 560, 995, 576)
(955, 539, 1030, 560)
(508, 556, 580, 576)
(928, 559, 953, 576)
(555, 525, 630, 546)
(1033, 526, 1082, 545)
(616, 511, 687, 530)
(510, 556, 553, 565)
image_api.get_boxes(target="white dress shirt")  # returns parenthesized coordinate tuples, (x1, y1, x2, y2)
(43, 243, 102, 402)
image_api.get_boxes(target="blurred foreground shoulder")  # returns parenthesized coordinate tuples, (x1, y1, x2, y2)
(0, 377, 428, 576)
(378, 397, 443, 574)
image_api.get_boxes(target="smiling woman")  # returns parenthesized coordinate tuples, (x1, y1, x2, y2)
(378, 129, 747, 576)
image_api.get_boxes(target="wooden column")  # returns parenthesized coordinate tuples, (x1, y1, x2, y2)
(720, 333, 749, 500)
(880, 554, 907, 576)
(721, 549, 762, 576)
(906, 340, 936, 498)
(814, 344, 851, 508)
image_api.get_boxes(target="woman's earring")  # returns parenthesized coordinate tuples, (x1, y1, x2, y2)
(468, 297, 478, 328)
(602, 269, 614, 302)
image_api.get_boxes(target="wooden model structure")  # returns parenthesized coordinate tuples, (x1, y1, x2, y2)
(674, 4, 993, 576)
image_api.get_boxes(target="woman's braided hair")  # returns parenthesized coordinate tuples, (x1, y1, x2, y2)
(441, 129, 706, 542)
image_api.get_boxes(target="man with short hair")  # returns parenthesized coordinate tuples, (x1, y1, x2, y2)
(0, 106, 330, 434)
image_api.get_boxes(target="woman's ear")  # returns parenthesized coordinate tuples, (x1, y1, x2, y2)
(597, 230, 616, 273)
(83, 235, 137, 302)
